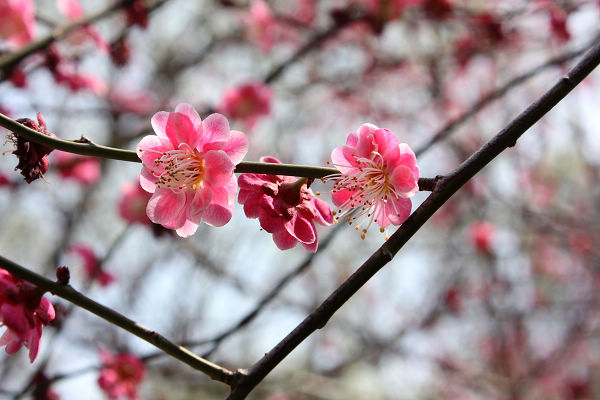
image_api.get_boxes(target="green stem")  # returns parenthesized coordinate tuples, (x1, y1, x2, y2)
(0, 255, 235, 385)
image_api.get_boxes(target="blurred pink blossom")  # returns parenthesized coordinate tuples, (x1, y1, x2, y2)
(67, 244, 115, 286)
(98, 350, 145, 400)
(0, 0, 35, 47)
(238, 156, 333, 252)
(0, 268, 55, 362)
(54, 151, 101, 185)
(468, 220, 496, 255)
(219, 82, 272, 129)
(136, 103, 248, 237)
(57, 0, 109, 52)
(118, 181, 153, 225)
(244, 0, 278, 52)
(53, 63, 108, 95)
(328, 123, 419, 239)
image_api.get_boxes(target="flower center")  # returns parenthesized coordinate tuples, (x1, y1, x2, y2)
(152, 143, 205, 192)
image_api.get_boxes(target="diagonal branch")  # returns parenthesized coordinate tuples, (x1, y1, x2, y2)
(226, 39, 600, 399)
(0, 255, 235, 385)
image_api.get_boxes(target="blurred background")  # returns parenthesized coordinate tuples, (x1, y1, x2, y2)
(1, 0, 600, 399)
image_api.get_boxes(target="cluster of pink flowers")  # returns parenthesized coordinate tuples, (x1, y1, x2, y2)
(136, 104, 421, 245)
(0, 268, 55, 362)
(238, 157, 333, 252)
(97, 350, 145, 400)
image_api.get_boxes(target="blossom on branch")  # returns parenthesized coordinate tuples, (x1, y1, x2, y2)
(238, 156, 333, 252)
(0, 268, 55, 362)
(66, 244, 115, 286)
(98, 350, 145, 400)
(0, 0, 35, 47)
(136, 103, 248, 237)
(328, 123, 419, 239)
(8, 113, 56, 183)
(54, 151, 101, 185)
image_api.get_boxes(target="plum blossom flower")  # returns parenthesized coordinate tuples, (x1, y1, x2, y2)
(136, 103, 248, 237)
(0, 268, 55, 362)
(218, 82, 272, 129)
(66, 244, 115, 286)
(238, 157, 333, 252)
(8, 113, 56, 183)
(0, 0, 35, 47)
(98, 350, 145, 400)
(328, 123, 419, 239)
(54, 151, 101, 185)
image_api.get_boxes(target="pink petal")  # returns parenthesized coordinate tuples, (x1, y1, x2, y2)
(1, 303, 29, 333)
(390, 165, 419, 197)
(188, 186, 213, 219)
(201, 113, 230, 145)
(284, 213, 316, 244)
(202, 203, 233, 227)
(301, 239, 318, 253)
(165, 111, 198, 148)
(203, 151, 234, 187)
(26, 323, 42, 362)
(331, 146, 355, 174)
(136, 135, 171, 170)
(310, 197, 334, 225)
(150, 111, 170, 138)
(272, 229, 298, 250)
(0, 330, 21, 354)
(224, 130, 248, 164)
(146, 188, 186, 226)
(175, 219, 199, 237)
(139, 167, 157, 193)
(174, 103, 202, 133)
(331, 187, 355, 208)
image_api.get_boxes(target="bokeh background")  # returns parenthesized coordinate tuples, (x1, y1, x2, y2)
(1, 0, 600, 399)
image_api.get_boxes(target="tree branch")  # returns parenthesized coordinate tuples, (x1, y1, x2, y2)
(0, 255, 235, 385)
(227, 38, 600, 400)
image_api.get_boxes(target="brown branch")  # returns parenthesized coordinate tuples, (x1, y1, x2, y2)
(0, 255, 235, 385)
(227, 39, 600, 399)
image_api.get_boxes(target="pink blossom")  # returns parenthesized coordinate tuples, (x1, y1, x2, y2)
(0, 0, 35, 47)
(67, 244, 115, 286)
(118, 181, 153, 225)
(54, 151, 101, 185)
(244, 0, 278, 52)
(136, 103, 248, 237)
(98, 350, 145, 400)
(238, 156, 333, 252)
(468, 221, 496, 255)
(53, 63, 108, 95)
(0, 268, 55, 362)
(328, 123, 419, 239)
(218, 82, 273, 129)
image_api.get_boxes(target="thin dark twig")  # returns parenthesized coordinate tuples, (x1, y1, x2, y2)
(227, 39, 600, 400)
(0, 255, 235, 384)
(414, 34, 600, 156)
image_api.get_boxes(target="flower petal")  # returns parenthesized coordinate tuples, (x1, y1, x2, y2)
(165, 111, 198, 148)
(203, 150, 234, 187)
(150, 111, 170, 138)
(223, 130, 248, 164)
(202, 113, 230, 145)
(146, 188, 186, 226)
